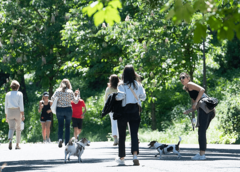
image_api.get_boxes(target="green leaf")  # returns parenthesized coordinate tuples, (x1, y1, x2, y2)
(94, 10, 105, 26)
(108, 0, 122, 9)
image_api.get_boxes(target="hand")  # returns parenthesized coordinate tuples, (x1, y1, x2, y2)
(47, 110, 51, 114)
(22, 116, 25, 121)
(183, 108, 194, 114)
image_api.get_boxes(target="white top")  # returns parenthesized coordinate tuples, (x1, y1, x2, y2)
(5, 91, 24, 114)
(116, 81, 146, 107)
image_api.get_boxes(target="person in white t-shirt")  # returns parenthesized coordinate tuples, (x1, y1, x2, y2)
(5, 80, 25, 150)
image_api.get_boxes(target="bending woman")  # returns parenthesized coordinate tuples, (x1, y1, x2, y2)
(180, 72, 215, 160)
(115, 65, 146, 165)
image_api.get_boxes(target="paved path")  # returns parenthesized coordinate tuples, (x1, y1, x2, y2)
(0, 142, 240, 172)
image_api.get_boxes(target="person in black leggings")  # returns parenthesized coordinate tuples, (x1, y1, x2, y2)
(180, 72, 215, 160)
(38, 92, 52, 143)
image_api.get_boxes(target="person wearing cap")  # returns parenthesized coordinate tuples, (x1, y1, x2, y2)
(38, 92, 53, 143)
(5, 80, 25, 150)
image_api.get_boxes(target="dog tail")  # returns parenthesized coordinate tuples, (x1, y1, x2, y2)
(177, 136, 182, 146)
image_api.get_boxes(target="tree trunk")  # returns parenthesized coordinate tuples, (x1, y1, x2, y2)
(203, 38, 207, 93)
(151, 99, 156, 130)
(18, 71, 28, 104)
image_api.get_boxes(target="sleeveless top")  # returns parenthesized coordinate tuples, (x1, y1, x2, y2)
(188, 90, 199, 100)
(41, 101, 52, 116)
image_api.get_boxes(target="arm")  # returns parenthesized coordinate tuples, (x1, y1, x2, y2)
(5, 94, 8, 122)
(19, 93, 25, 121)
(38, 101, 43, 113)
(187, 82, 205, 109)
(115, 84, 126, 101)
(82, 106, 87, 119)
(104, 87, 109, 102)
(47, 101, 53, 114)
(71, 91, 79, 104)
(138, 84, 146, 101)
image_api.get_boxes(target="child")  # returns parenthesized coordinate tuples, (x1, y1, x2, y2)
(38, 92, 52, 143)
(71, 90, 87, 140)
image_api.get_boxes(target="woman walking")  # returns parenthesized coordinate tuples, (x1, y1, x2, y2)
(180, 72, 215, 160)
(38, 92, 52, 143)
(115, 65, 146, 165)
(5, 80, 25, 150)
(51, 79, 79, 147)
(71, 90, 87, 140)
(104, 74, 120, 146)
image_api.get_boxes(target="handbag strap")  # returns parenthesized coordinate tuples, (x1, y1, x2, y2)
(128, 85, 139, 102)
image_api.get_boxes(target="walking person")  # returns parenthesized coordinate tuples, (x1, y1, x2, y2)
(115, 65, 146, 165)
(180, 72, 215, 160)
(51, 79, 79, 147)
(104, 74, 119, 146)
(38, 92, 52, 143)
(5, 80, 25, 150)
(71, 90, 87, 140)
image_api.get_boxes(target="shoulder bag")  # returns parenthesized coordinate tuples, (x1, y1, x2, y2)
(51, 97, 59, 114)
(129, 86, 142, 114)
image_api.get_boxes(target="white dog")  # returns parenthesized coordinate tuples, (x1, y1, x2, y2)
(64, 137, 90, 163)
(148, 136, 182, 159)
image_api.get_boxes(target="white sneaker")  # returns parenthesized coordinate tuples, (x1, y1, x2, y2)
(191, 153, 206, 160)
(46, 138, 51, 143)
(115, 157, 125, 165)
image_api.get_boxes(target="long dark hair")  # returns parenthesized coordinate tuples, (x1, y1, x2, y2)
(108, 74, 119, 89)
(122, 65, 138, 89)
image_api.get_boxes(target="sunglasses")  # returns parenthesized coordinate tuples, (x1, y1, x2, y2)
(179, 76, 186, 80)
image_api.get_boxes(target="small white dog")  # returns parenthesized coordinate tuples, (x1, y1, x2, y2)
(148, 136, 182, 159)
(64, 137, 90, 163)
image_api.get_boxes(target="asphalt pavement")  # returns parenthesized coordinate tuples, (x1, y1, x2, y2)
(0, 142, 239, 172)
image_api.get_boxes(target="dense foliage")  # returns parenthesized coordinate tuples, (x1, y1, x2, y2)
(0, 0, 240, 144)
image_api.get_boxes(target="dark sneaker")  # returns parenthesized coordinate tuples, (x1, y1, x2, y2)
(9, 141, 12, 150)
(133, 159, 140, 166)
(58, 139, 62, 148)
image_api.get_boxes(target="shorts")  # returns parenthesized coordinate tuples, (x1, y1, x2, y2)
(72, 118, 83, 129)
(40, 115, 52, 123)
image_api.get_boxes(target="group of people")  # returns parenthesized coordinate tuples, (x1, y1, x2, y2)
(4, 64, 215, 165)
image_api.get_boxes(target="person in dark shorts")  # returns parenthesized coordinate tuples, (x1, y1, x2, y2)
(71, 90, 87, 140)
(38, 92, 52, 143)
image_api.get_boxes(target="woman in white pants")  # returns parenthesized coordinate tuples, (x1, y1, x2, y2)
(5, 80, 25, 150)
(104, 74, 120, 145)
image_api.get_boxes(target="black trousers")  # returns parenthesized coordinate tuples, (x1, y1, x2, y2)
(198, 108, 215, 151)
(117, 104, 140, 157)
(118, 118, 140, 157)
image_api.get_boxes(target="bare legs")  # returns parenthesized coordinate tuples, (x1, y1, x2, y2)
(41, 121, 51, 141)
(74, 127, 82, 140)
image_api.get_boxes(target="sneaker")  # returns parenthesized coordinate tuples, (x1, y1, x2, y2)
(191, 153, 206, 160)
(43, 140, 46, 143)
(9, 140, 12, 150)
(58, 139, 63, 148)
(115, 157, 125, 165)
(133, 159, 140, 166)
(46, 138, 51, 143)
(113, 139, 118, 146)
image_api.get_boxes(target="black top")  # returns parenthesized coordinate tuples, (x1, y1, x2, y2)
(188, 90, 199, 100)
(41, 101, 52, 116)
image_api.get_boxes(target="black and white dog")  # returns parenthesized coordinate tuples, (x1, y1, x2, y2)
(148, 136, 182, 159)
(64, 137, 90, 163)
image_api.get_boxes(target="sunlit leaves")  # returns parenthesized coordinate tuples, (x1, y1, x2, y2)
(82, 0, 122, 26)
